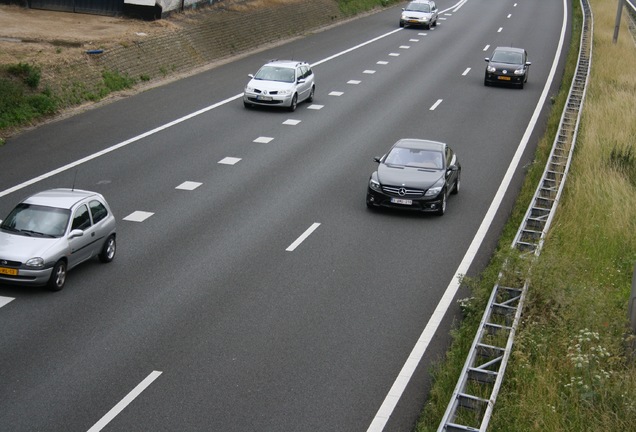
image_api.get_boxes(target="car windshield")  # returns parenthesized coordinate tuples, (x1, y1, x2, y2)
(254, 66, 295, 83)
(491, 50, 523, 64)
(385, 147, 443, 169)
(406, 2, 431, 12)
(0, 203, 70, 238)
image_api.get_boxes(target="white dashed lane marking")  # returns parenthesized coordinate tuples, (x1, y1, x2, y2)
(253, 136, 274, 144)
(123, 211, 154, 222)
(429, 99, 443, 111)
(329, 91, 344, 96)
(483, 44, 490, 51)
(176, 181, 202, 191)
(218, 157, 241, 165)
(283, 119, 301, 125)
(389, 53, 400, 57)
(286, 223, 321, 252)
(0, 296, 15, 308)
(377, 61, 389, 65)
(462, 68, 471, 76)
(347, 80, 361, 84)
(363, 70, 376, 74)
(307, 105, 324, 110)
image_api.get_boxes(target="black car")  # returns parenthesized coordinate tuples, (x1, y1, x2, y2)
(484, 46, 531, 89)
(366, 139, 461, 215)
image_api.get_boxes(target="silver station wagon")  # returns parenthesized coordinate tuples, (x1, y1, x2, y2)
(0, 189, 116, 291)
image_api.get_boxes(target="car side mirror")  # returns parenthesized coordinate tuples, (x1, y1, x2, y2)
(484, 57, 490, 62)
(373, 156, 381, 163)
(298, 78, 306, 84)
(248, 74, 254, 78)
(69, 229, 84, 239)
(526, 61, 532, 66)
(402, 7, 405, 10)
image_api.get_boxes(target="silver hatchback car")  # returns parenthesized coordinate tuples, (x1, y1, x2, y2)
(0, 189, 116, 291)
(243, 60, 315, 111)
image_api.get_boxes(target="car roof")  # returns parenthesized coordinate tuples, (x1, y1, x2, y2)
(493, 46, 525, 54)
(22, 188, 101, 210)
(394, 138, 446, 152)
(262, 59, 307, 68)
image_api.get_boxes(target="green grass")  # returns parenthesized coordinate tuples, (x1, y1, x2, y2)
(415, 0, 636, 431)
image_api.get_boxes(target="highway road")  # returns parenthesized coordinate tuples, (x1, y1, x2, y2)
(0, 0, 569, 430)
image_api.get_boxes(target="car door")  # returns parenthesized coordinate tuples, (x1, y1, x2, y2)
(67, 202, 97, 268)
(444, 147, 458, 194)
(296, 65, 311, 101)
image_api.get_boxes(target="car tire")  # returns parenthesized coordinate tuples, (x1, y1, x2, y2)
(243, 101, 252, 109)
(436, 191, 447, 216)
(518, 80, 524, 89)
(98, 235, 116, 263)
(308, 85, 315, 103)
(432, 19, 437, 27)
(484, 75, 489, 86)
(399, 21, 404, 27)
(451, 172, 460, 195)
(47, 260, 67, 291)
(289, 94, 298, 112)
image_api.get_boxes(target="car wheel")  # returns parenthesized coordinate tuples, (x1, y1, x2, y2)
(47, 260, 67, 291)
(484, 75, 489, 86)
(289, 94, 298, 112)
(243, 101, 252, 109)
(99, 235, 116, 263)
(432, 19, 437, 27)
(399, 21, 404, 27)
(436, 191, 447, 216)
(308, 85, 315, 103)
(451, 172, 460, 195)
(518, 80, 524, 89)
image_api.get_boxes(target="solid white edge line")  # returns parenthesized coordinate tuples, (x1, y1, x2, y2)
(87, 370, 162, 432)
(366, 0, 568, 428)
(286, 223, 321, 252)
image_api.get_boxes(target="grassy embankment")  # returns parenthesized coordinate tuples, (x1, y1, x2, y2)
(416, 0, 636, 431)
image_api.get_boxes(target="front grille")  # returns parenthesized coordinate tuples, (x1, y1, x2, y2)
(253, 89, 279, 95)
(0, 259, 21, 267)
(382, 186, 424, 197)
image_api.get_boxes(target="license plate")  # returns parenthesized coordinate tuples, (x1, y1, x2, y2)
(498, 76, 511, 81)
(391, 198, 412, 205)
(257, 95, 272, 101)
(408, 20, 419, 23)
(0, 267, 18, 276)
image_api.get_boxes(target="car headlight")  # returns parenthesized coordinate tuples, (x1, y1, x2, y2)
(514, 67, 525, 75)
(245, 86, 254, 93)
(369, 177, 381, 191)
(278, 89, 292, 95)
(425, 186, 442, 197)
(401, 13, 407, 19)
(487, 65, 496, 73)
(25, 257, 45, 269)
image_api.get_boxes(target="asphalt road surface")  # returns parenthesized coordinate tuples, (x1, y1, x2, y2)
(0, 0, 569, 430)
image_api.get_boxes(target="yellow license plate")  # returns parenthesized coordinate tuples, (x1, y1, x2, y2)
(498, 76, 511, 81)
(0, 267, 18, 276)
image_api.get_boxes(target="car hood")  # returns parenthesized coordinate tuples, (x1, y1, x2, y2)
(0, 230, 60, 261)
(377, 164, 443, 189)
(247, 79, 294, 91)
(488, 61, 523, 70)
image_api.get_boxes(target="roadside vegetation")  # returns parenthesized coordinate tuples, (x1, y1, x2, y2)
(416, 0, 636, 430)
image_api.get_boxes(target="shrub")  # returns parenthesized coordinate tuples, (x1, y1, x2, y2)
(6, 62, 41, 88)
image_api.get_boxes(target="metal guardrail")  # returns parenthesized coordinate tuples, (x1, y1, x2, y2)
(437, 0, 593, 429)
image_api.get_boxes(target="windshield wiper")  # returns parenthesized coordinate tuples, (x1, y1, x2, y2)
(19, 229, 54, 238)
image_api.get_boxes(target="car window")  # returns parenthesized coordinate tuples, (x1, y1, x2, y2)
(255, 66, 295, 83)
(1, 203, 69, 237)
(386, 147, 443, 169)
(72, 204, 91, 231)
(406, 2, 430, 12)
(89, 200, 108, 224)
